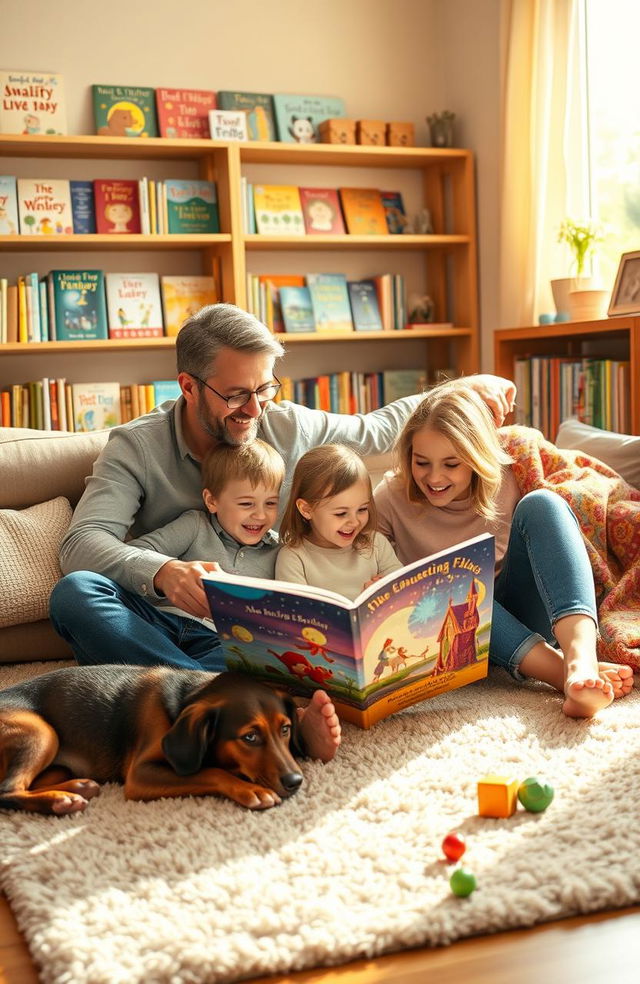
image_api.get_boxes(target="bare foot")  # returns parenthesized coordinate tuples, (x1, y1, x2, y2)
(598, 661, 634, 698)
(563, 674, 614, 718)
(298, 689, 341, 762)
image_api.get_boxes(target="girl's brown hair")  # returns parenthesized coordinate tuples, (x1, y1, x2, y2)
(279, 444, 376, 550)
(201, 439, 285, 499)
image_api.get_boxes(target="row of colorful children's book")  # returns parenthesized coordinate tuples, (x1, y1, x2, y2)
(513, 356, 631, 439)
(245, 272, 407, 334)
(0, 270, 220, 344)
(242, 182, 410, 236)
(275, 369, 426, 415)
(0, 176, 219, 236)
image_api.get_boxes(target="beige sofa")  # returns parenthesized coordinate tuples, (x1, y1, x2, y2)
(1, 420, 638, 666)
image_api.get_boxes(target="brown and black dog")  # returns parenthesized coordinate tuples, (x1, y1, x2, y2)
(0, 666, 306, 815)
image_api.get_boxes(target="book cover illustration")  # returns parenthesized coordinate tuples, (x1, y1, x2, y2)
(257, 274, 305, 332)
(279, 285, 316, 333)
(160, 274, 220, 336)
(217, 91, 276, 141)
(299, 187, 346, 235)
(0, 70, 67, 135)
(17, 178, 73, 234)
(339, 188, 389, 235)
(382, 368, 427, 403)
(152, 379, 182, 404)
(253, 185, 305, 236)
(0, 176, 19, 234)
(348, 279, 384, 332)
(93, 179, 141, 234)
(49, 269, 108, 341)
(105, 272, 164, 338)
(208, 109, 248, 141)
(155, 87, 216, 138)
(202, 533, 495, 729)
(272, 93, 346, 143)
(380, 190, 408, 234)
(70, 180, 96, 234)
(165, 179, 219, 233)
(92, 84, 158, 138)
(72, 381, 121, 432)
(306, 273, 353, 332)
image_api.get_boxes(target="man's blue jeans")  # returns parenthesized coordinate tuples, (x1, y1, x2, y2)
(49, 571, 225, 672)
(491, 489, 598, 678)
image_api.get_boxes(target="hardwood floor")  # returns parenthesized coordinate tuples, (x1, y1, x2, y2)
(1, 895, 639, 984)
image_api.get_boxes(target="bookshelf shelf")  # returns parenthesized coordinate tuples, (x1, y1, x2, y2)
(0, 234, 233, 253)
(243, 234, 470, 251)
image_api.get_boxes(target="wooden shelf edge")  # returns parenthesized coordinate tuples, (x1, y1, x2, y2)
(244, 234, 469, 250)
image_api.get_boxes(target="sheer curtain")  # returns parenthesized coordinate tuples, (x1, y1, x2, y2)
(499, 0, 588, 327)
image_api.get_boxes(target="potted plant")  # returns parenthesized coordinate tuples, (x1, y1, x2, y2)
(551, 218, 607, 320)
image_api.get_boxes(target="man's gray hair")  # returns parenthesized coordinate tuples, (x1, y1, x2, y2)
(176, 303, 285, 377)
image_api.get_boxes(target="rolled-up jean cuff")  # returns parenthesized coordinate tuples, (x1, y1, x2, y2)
(507, 632, 547, 682)
(551, 607, 598, 632)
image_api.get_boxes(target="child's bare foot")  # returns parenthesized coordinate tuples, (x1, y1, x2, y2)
(563, 674, 614, 718)
(598, 661, 634, 698)
(298, 690, 341, 762)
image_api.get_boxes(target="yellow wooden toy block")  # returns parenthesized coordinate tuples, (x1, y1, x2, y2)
(477, 775, 519, 818)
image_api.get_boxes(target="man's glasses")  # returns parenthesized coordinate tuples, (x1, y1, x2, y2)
(192, 374, 281, 410)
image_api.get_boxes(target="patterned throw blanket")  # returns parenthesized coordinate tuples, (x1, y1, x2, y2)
(500, 426, 640, 669)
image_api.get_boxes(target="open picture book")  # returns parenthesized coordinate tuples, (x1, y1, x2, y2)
(202, 533, 495, 729)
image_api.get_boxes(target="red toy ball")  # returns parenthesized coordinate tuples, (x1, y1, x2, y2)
(442, 831, 466, 862)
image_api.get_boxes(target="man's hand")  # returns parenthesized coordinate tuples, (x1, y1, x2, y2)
(153, 560, 221, 619)
(465, 374, 517, 426)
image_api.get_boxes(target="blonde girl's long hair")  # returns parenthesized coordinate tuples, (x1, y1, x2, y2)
(279, 444, 376, 551)
(394, 380, 513, 521)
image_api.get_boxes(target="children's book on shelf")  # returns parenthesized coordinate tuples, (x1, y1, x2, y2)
(253, 185, 305, 236)
(380, 190, 408, 234)
(49, 270, 108, 341)
(347, 279, 384, 332)
(165, 179, 219, 233)
(298, 187, 346, 235)
(0, 175, 19, 234)
(216, 91, 276, 141)
(306, 273, 353, 332)
(339, 188, 389, 235)
(256, 274, 306, 332)
(272, 93, 346, 143)
(202, 532, 495, 729)
(92, 84, 158, 138)
(93, 179, 142, 234)
(279, 285, 316, 333)
(16, 178, 73, 235)
(71, 381, 121, 432)
(160, 274, 220, 336)
(208, 109, 248, 141)
(155, 87, 216, 138)
(382, 368, 428, 403)
(0, 70, 67, 135)
(105, 273, 164, 338)
(152, 379, 182, 404)
(69, 180, 96, 234)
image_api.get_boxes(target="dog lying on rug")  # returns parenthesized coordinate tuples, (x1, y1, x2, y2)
(0, 666, 305, 815)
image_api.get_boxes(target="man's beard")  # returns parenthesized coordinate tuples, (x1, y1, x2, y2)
(197, 394, 262, 446)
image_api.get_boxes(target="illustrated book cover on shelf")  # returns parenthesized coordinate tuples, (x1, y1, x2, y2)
(92, 84, 158, 138)
(216, 91, 276, 141)
(339, 188, 389, 235)
(380, 191, 408, 234)
(49, 270, 108, 341)
(160, 274, 220, 336)
(208, 109, 248, 141)
(72, 382, 121, 432)
(257, 274, 306, 332)
(272, 93, 346, 143)
(306, 273, 353, 332)
(16, 178, 73, 235)
(105, 273, 164, 338)
(0, 69, 67, 135)
(155, 87, 216, 138)
(202, 533, 495, 729)
(253, 185, 305, 236)
(279, 285, 316, 333)
(299, 187, 346, 235)
(165, 179, 219, 233)
(93, 179, 141, 234)
(69, 180, 96, 234)
(382, 369, 428, 403)
(0, 175, 19, 234)
(348, 279, 384, 332)
(152, 379, 182, 404)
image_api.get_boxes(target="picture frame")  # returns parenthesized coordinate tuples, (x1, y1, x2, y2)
(608, 249, 640, 315)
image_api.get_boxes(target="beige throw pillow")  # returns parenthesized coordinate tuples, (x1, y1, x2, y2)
(0, 496, 72, 628)
(555, 419, 640, 489)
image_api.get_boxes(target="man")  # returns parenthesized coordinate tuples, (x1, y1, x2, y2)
(50, 304, 515, 760)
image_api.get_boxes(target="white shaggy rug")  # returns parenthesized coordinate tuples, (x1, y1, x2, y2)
(1, 660, 640, 984)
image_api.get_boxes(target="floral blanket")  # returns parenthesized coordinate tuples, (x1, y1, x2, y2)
(500, 426, 640, 669)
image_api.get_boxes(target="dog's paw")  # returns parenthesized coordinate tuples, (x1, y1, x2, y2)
(232, 783, 282, 810)
(50, 793, 91, 815)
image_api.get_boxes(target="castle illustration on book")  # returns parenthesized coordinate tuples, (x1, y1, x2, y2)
(202, 533, 495, 729)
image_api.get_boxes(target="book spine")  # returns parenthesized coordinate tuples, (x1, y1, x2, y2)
(17, 276, 28, 343)
(56, 378, 68, 431)
(39, 280, 49, 341)
(47, 273, 57, 341)
(41, 377, 52, 430)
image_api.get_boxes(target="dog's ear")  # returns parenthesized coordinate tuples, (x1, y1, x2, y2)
(161, 702, 220, 776)
(278, 692, 307, 759)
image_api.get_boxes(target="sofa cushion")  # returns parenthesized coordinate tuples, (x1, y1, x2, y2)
(555, 419, 640, 489)
(0, 496, 72, 628)
(0, 428, 109, 509)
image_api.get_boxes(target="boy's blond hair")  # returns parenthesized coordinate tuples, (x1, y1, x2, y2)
(201, 439, 285, 498)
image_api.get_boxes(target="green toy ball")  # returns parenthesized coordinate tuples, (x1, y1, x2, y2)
(517, 776, 554, 813)
(449, 868, 477, 898)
